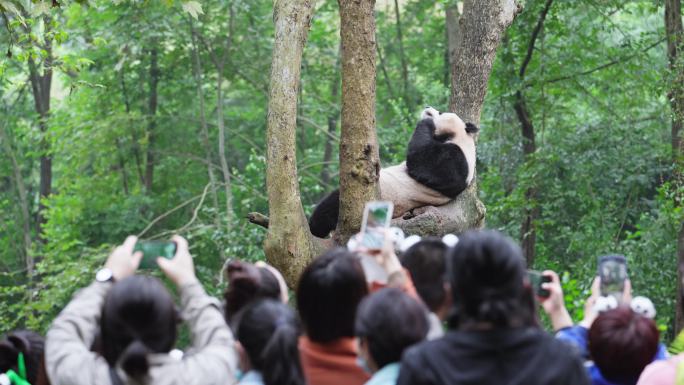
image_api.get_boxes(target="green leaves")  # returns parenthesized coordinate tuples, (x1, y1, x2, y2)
(181, 1, 203, 19)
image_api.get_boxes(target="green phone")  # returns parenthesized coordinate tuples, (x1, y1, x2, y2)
(134, 241, 177, 269)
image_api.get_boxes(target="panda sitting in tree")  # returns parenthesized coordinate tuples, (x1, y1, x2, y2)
(308, 106, 479, 238)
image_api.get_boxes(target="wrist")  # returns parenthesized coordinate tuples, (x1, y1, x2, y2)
(175, 274, 199, 287)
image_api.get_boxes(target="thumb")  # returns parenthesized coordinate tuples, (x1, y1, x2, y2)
(157, 257, 172, 271)
(132, 251, 143, 268)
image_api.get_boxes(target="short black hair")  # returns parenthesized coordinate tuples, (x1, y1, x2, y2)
(448, 230, 535, 329)
(400, 238, 448, 313)
(296, 248, 368, 343)
(355, 288, 429, 369)
(0, 330, 45, 385)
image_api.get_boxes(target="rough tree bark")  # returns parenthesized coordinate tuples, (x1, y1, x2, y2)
(444, 1, 460, 87)
(515, 0, 553, 267)
(392, 0, 522, 236)
(665, 0, 684, 333)
(264, 0, 323, 286)
(335, 0, 381, 244)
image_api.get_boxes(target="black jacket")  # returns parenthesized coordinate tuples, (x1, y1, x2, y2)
(397, 327, 589, 385)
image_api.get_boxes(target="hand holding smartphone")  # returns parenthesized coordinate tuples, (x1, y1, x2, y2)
(359, 201, 394, 250)
(134, 241, 177, 269)
(528, 270, 552, 298)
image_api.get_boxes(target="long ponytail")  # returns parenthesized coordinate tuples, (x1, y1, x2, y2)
(236, 300, 305, 385)
(119, 340, 150, 378)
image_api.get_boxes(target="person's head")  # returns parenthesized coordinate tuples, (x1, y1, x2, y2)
(400, 238, 449, 318)
(101, 275, 178, 379)
(588, 306, 659, 383)
(0, 330, 48, 385)
(224, 260, 288, 323)
(355, 288, 429, 372)
(234, 299, 304, 385)
(447, 230, 535, 330)
(297, 248, 368, 343)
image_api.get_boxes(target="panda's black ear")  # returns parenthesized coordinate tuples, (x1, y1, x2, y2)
(465, 122, 479, 134)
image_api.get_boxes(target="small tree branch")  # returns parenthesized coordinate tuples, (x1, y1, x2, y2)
(247, 212, 270, 228)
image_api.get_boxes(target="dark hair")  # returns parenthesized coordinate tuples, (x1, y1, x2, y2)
(447, 230, 535, 329)
(0, 330, 49, 385)
(588, 306, 659, 383)
(400, 238, 448, 313)
(296, 248, 368, 343)
(235, 299, 305, 385)
(224, 261, 282, 323)
(101, 275, 178, 378)
(355, 288, 429, 369)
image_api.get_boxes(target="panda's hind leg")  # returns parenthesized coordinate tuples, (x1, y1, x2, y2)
(308, 189, 340, 238)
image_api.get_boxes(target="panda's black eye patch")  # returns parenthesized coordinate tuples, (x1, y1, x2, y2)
(465, 122, 479, 134)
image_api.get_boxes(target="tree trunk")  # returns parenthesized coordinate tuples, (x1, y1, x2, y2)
(189, 20, 224, 259)
(119, 70, 146, 185)
(27, 16, 53, 241)
(393, 0, 412, 108)
(394, 0, 521, 236)
(216, 62, 235, 227)
(335, 0, 380, 244)
(666, 0, 684, 333)
(144, 46, 159, 194)
(445, 2, 460, 87)
(514, 0, 553, 267)
(264, 0, 323, 286)
(0, 127, 32, 278)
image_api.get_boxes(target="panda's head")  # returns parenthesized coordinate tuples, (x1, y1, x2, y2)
(421, 106, 479, 141)
(421, 106, 479, 185)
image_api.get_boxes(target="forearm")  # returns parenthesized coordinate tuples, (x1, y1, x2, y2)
(548, 306, 573, 331)
(46, 281, 110, 385)
(179, 281, 235, 350)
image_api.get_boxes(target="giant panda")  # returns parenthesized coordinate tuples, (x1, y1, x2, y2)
(308, 106, 478, 238)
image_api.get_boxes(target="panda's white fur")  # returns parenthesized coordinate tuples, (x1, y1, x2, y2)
(378, 162, 451, 218)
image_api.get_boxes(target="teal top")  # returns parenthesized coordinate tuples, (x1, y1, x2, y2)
(366, 362, 400, 385)
(238, 370, 264, 385)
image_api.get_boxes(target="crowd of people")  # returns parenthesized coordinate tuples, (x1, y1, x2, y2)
(0, 229, 679, 385)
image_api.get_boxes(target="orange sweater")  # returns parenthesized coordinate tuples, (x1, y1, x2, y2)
(299, 336, 370, 385)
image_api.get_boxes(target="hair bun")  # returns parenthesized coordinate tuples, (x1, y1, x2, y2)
(120, 340, 149, 378)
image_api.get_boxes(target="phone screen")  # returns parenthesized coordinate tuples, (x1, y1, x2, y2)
(359, 201, 393, 249)
(527, 270, 551, 298)
(598, 255, 628, 301)
(134, 241, 177, 269)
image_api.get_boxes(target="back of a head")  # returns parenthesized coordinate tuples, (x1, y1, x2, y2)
(355, 288, 429, 369)
(235, 299, 304, 385)
(101, 275, 178, 379)
(589, 306, 659, 383)
(448, 230, 532, 329)
(224, 260, 282, 323)
(0, 330, 47, 385)
(297, 248, 368, 343)
(400, 238, 448, 313)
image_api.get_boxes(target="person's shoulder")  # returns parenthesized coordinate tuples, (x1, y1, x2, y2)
(636, 354, 684, 385)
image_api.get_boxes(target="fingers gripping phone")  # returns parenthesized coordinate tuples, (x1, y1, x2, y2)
(598, 255, 628, 302)
(527, 270, 551, 298)
(359, 201, 394, 250)
(134, 241, 177, 269)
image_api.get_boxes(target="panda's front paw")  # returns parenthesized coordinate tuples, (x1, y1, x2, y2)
(421, 106, 440, 120)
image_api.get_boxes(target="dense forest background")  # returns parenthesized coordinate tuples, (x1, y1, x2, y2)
(1, 0, 682, 339)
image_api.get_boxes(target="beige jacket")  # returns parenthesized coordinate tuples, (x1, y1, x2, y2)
(46, 280, 237, 385)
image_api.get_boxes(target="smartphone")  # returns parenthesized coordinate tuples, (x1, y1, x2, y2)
(359, 201, 394, 249)
(598, 255, 628, 301)
(134, 241, 177, 269)
(527, 270, 551, 298)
